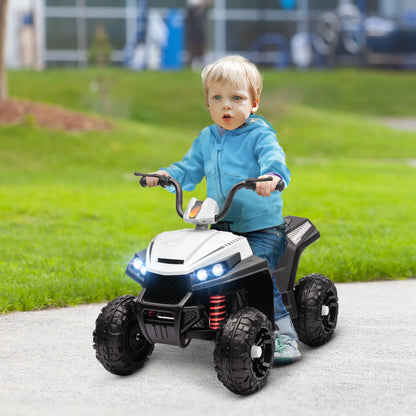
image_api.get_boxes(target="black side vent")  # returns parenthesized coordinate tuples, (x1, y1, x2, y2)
(158, 258, 184, 264)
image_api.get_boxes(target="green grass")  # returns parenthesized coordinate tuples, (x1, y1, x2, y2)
(1, 68, 415, 313)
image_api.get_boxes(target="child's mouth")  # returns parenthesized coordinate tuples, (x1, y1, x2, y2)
(223, 114, 231, 120)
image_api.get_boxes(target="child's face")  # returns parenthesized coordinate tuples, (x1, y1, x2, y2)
(206, 81, 259, 131)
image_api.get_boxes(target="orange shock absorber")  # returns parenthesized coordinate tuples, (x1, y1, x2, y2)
(209, 295, 227, 330)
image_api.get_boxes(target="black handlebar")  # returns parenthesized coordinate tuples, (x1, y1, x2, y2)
(135, 172, 184, 218)
(134, 172, 285, 222)
(214, 177, 284, 222)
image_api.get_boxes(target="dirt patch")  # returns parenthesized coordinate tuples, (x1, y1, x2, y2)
(0, 98, 113, 132)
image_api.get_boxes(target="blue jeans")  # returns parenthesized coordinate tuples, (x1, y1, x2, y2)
(212, 223, 289, 321)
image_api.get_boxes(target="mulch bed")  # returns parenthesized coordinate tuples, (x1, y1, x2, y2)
(0, 98, 113, 132)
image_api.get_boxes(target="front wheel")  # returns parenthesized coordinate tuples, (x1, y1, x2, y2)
(214, 307, 274, 395)
(93, 295, 154, 375)
(294, 273, 339, 347)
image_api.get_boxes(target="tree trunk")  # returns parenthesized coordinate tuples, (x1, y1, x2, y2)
(0, 0, 9, 101)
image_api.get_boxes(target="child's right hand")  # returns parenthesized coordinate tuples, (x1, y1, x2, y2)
(146, 170, 170, 187)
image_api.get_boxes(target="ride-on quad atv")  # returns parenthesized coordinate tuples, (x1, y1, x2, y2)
(93, 173, 339, 395)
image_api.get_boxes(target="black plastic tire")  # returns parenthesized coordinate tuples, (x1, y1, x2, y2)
(214, 307, 274, 395)
(294, 273, 339, 347)
(93, 295, 154, 375)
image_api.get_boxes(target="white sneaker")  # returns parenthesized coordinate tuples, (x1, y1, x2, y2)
(274, 331, 302, 366)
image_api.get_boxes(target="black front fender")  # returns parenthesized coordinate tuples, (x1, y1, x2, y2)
(192, 256, 275, 324)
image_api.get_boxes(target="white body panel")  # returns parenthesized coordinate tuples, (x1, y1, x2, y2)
(146, 229, 253, 275)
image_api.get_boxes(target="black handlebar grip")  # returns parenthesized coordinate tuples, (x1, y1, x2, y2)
(158, 176, 171, 188)
(244, 176, 285, 192)
(244, 177, 272, 191)
(244, 180, 257, 191)
(139, 176, 147, 188)
(275, 180, 285, 192)
(134, 172, 172, 188)
(134, 172, 149, 188)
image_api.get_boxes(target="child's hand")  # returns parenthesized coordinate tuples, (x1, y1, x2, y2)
(256, 175, 281, 197)
(146, 170, 169, 187)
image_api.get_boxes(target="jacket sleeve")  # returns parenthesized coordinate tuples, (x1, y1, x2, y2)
(255, 131, 291, 187)
(160, 134, 205, 192)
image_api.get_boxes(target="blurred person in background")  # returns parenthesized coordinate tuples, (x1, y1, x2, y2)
(185, 0, 212, 68)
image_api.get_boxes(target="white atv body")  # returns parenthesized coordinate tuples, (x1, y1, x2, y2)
(146, 228, 252, 276)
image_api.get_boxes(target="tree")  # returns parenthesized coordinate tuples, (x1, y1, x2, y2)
(88, 24, 113, 67)
(0, 0, 9, 101)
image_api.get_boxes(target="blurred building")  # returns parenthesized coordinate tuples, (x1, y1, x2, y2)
(5, 0, 416, 69)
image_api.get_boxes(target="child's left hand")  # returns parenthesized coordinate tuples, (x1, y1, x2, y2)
(256, 175, 281, 197)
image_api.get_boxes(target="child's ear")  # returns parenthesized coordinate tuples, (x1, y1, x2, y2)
(205, 96, 210, 109)
(251, 97, 260, 114)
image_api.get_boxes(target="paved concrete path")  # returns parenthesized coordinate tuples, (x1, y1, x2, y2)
(378, 117, 416, 131)
(1, 280, 415, 416)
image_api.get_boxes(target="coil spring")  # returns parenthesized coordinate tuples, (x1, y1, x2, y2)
(209, 295, 226, 330)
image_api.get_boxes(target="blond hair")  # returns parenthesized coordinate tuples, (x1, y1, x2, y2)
(201, 55, 263, 101)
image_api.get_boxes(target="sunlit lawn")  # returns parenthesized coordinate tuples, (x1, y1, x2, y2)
(1, 68, 415, 312)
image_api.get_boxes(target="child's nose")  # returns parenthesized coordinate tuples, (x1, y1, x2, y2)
(222, 99, 232, 109)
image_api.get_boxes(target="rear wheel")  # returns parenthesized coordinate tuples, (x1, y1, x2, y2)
(93, 295, 154, 375)
(294, 273, 339, 347)
(214, 307, 274, 395)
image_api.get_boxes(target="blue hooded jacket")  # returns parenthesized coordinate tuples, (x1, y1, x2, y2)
(162, 115, 291, 233)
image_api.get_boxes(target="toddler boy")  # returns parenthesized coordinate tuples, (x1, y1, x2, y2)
(147, 55, 301, 365)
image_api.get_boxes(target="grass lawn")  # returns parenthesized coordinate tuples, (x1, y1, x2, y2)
(1, 68, 415, 313)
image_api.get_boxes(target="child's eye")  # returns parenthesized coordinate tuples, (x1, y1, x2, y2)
(213, 95, 221, 100)
(233, 96, 242, 101)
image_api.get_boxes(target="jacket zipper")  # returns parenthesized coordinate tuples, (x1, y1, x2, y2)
(215, 136, 224, 199)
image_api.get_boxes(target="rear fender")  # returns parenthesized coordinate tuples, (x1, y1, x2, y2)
(273, 216, 321, 319)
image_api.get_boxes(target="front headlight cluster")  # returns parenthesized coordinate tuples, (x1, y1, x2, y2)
(128, 253, 240, 284)
(131, 257, 147, 276)
(130, 256, 228, 281)
(193, 262, 227, 282)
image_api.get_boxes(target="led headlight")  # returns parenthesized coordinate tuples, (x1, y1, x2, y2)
(196, 269, 208, 281)
(194, 262, 226, 282)
(212, 263, 225, 277)
(192, 254, 241, 283)
(132, 257, 147, 276)
(132, 257, 143, 270)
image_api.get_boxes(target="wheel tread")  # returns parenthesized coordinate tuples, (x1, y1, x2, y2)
(294, 273, 338, 347)
(93, 295, 154, 375)
(214, 307, 273, 395)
